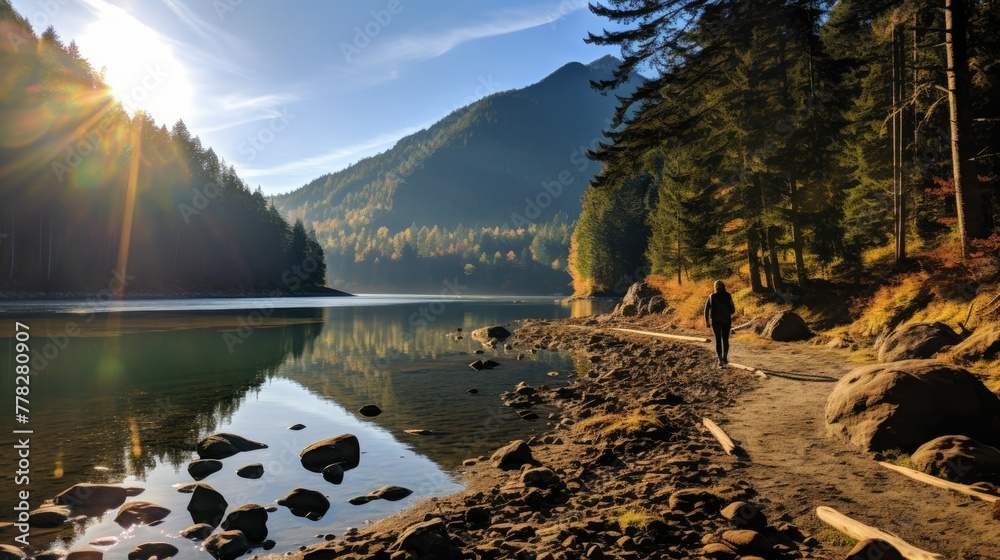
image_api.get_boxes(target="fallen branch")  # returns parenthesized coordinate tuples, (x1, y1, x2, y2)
(610, 327, 710, 343)
(878, 461, 1000, 502)
(815, 506, 944, 560)
(702, 417, 737, 455)
(727, 362, 768, 379)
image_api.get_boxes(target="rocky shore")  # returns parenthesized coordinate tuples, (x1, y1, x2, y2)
(281, 315, 826, 560)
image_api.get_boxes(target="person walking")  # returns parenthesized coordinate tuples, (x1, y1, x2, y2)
(705, 280, 735, 367)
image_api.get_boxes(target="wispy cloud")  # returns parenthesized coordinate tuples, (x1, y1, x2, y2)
(238, 124, 430, 180)
(160, 0, 244, 51)
(366, 3, 589, 65)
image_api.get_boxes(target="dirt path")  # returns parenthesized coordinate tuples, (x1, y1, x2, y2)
(714, 333, 1000, 560)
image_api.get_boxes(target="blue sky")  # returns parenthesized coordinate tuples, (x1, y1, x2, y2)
(11, 0, 622, 195)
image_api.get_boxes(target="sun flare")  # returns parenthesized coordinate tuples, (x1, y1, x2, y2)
(75, 6, 195, 126)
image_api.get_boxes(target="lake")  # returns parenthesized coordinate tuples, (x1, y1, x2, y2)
(0, 296, 611, 559)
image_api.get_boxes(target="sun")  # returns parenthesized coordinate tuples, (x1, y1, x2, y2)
(75, 6, 196, 127)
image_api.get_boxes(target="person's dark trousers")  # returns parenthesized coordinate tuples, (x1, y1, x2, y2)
(712, 322, 731, 363)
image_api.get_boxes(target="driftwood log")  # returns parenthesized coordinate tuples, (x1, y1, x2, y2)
(815, 506, 944, 560)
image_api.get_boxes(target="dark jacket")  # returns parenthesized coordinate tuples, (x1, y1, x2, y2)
(705, 291, 735, 325)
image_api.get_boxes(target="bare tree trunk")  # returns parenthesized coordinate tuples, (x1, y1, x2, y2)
(945, 0, 985, 257)
(748, 226, 764, 293)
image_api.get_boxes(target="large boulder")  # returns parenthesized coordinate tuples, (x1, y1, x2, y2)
(759, 312, 811, 341)
(54, 484, 129, 511)
(911, 435, 1000, 483)
(876, 322, 961, 362)
(186, 484, 228, 527)
(826, 360, 1000, 452)
(613, 281, 662, 318)
(114, 501, 170, 527)
(203, 530, 250, 560)
(221, 504, 268, 543)
(196, 433, 267, 459)
(300, 434, 360, 471)
(951, 327, 1000, 362)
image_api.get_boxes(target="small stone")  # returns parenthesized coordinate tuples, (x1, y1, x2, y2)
(187, 459, 223, 481)
(288, 424, 306, 430)
(127, 542, 178, 560)
(114, 501, 170, 528)
(181, 523, 214, 540)
(359, 405, 382, 417)
(322, 463, 345, 484)
(203, 530, 250, 560)
(236, 463, 264, 479)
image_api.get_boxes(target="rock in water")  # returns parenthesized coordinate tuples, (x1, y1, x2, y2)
(482, 359, 500, 369)
(236, 463, 264, 479)
(127, 542, 178, 560)
(471, 325, 512, 344)
(358, 404, 382, 417)
(911, 435, 1000, 483)
(196, 433, 268, 459)
(370, 485, 413, 501)
(847, 538, 904, 560)
(186, 484, 228, 527)
(491, 440, 535, 469)
(826, 360, 1000, 452)
(277, 488, 330, 520)
(300, 434, 360, 471)
(54, 484, 128, 511)
(114, 501, 170, 528)
(759, 311, 811, 341)
(288, 424, 306, 430)
(28, 505, 71, 528)
(469, 359, 486, 371)
(187, 459, 223, 480)
(64, 550, 102, 560)
(181, 523, 214, 540)
(876, 322, 961, 362)
(203, 530, 250, 560)
(0, 545, 26, 560)
(221, 504, 268, 543)
(322, 463, 345, 484)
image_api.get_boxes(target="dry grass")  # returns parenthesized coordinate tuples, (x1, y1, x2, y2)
(879, 448, 917, 470)
(615, 506, 654, 532)
(575, 408, 666, 438)
(851, 273, 932, 338)
(817, 528, 860, 549)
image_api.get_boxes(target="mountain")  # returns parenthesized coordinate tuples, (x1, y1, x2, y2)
(275, 55, 640, 233)
(271, 56, 641, 294)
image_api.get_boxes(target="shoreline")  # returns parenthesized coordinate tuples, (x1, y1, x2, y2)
(282, 314, 817, 560)
(283, 312, 1000, 560)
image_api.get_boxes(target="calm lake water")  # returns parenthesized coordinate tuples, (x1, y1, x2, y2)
(0, 296, 610, 559)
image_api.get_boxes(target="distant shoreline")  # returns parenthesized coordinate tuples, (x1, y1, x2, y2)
(0, 285, 352, 301)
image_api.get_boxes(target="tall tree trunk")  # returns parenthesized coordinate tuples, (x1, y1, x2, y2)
(892, 23, 907, 263)
(767, 225, 784, 293)
(945, 0, 985, 257)
(788, 176, 807, 286)
(748, 226, 764, 293)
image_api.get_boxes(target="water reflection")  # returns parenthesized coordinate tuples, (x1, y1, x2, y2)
(0, 299, 580, 558)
